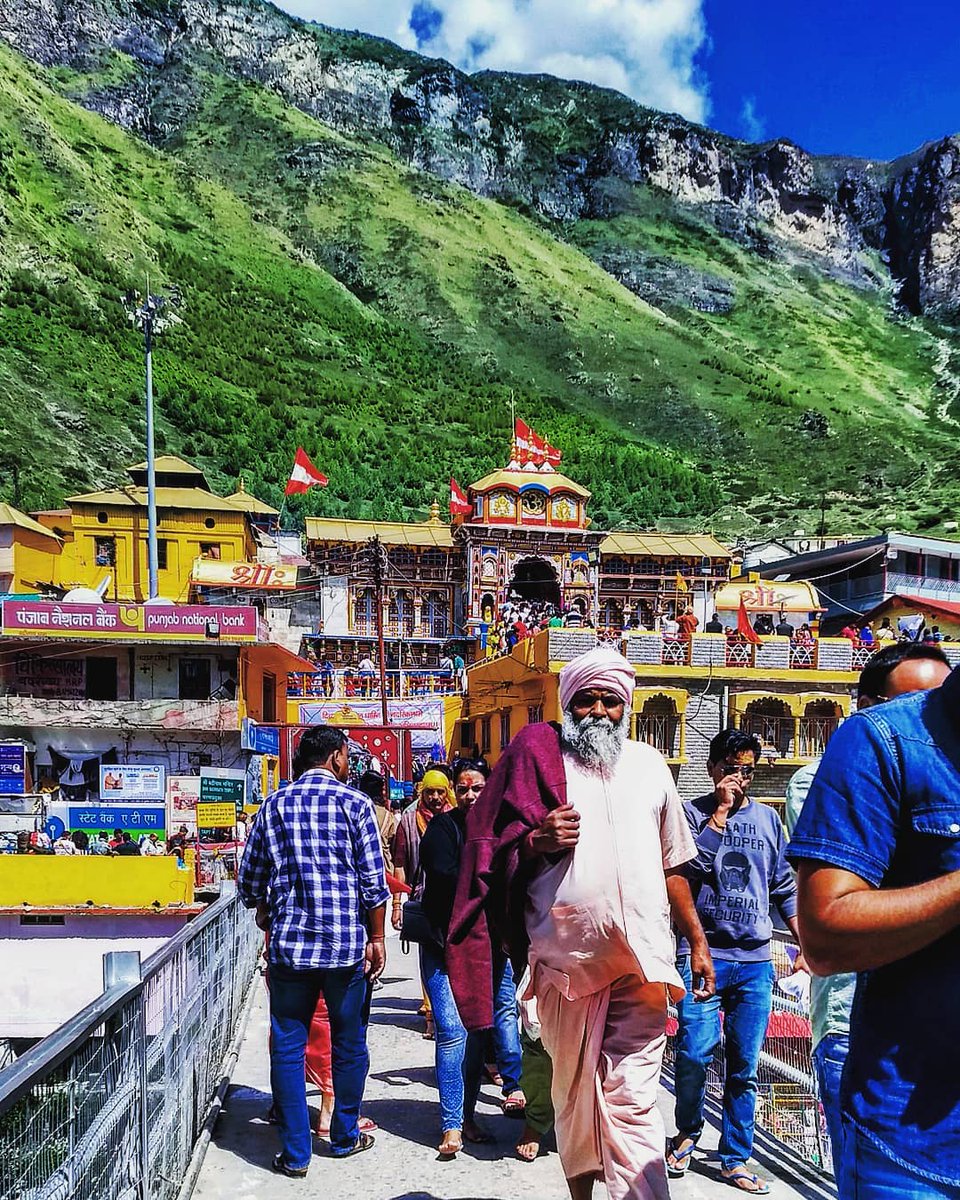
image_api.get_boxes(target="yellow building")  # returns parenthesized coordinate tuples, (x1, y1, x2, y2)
(0, 503, 63, 594)
(10, 457, 260, 602)
(454, 626, 907, 817)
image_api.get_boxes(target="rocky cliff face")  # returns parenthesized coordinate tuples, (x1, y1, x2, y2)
(0, 0, 958, 320)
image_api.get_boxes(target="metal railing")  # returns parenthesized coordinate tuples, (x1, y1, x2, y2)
(0, 887, 261, 1200)
(287, 668, 464, 700)
(665, 932, 832, 1176)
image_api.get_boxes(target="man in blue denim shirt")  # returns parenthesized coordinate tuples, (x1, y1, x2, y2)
(789, 665, 960, 1199)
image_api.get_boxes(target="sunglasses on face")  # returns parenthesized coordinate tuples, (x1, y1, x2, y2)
(720, 762, 755, 779)
(572, 692, 624, 710)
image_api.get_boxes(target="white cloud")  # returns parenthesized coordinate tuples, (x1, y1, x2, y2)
(739, 95, 765, 142)
(277, 0, 710, 123)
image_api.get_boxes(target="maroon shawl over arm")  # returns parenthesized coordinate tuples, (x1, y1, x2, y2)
(446, 722, 566, 1030)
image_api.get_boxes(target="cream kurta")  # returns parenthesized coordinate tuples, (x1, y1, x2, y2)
(526, 738, 696, 1001)
(524, 739, 697, 1200)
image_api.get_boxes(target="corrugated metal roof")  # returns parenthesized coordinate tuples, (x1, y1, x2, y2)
(599, 532, 732, 558)
(0, 504, 61, 541)
(66, 487, 246, 513)
(470, 468, 590, 498)
(305, 518, 455, 547)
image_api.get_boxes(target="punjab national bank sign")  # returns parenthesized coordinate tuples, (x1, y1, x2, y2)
(2, 601, 258, 642)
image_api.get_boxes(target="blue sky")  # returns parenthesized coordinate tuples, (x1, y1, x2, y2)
(280, 1, 959, 161)
(701, 0, 960, 160)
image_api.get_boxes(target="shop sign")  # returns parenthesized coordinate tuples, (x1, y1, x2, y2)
(0, 744, 26, 794)
(191, 560, 297, 589)
(69, 804, 166, 836)
(100, 763, 165, 801)
(9, 652, 85, 698)
(195, 802, 237, 828)
(241, 717, 280, 756)
(2, 601, 258, 642)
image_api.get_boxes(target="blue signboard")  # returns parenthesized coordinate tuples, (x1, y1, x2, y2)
(0, 744, 26, 794)
(241, 718, 280, 756)
(68, 805, 166, 833)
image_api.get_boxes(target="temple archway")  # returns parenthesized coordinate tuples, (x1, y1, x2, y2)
(508, 556, 561, 606)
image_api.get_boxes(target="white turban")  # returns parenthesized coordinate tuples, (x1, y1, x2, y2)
(558, 645, 636, 711)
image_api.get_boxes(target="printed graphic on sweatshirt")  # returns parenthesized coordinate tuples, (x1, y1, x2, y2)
(718, 851, 750, 894)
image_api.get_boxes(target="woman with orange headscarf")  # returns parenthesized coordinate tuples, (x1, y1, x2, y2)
(392, 768, 454, 1038)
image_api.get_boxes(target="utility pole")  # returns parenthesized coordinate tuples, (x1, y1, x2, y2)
(364, 536, 390, 726)
(124, 288, 177, 600)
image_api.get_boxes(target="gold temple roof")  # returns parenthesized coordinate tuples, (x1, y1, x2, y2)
(470, 468, 590, 499)
(599, 532, 732, 558)
(305, 517, 454, 548)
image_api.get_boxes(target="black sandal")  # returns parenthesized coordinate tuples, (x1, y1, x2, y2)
(331, 1131, 375, 1158)
(271, 1153, 308, 1178)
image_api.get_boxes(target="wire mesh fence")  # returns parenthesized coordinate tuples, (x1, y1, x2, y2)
(665, 932, 832, 1176)
(0, 888, 261, 1200)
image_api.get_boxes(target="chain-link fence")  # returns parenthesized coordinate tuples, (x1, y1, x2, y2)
(665, 932, 832, 1176)
(0, 886, 261, 1200)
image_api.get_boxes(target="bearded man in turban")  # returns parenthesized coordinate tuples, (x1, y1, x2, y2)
(448, 645, 714, 1200)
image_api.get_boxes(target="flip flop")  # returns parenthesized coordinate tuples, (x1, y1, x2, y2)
(330, 1132, 375, 1158)
(502, 1093, 527, 1118)
(666, 1136, 697, 1178)
(722, 1168, 771, 1194)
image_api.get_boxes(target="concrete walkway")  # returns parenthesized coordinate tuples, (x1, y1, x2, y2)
(194, 940, 834, 1200)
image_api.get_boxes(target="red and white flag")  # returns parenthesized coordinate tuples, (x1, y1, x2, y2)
(529, 428, 547, 466)
(449, 477, 472, 516)
(284, 448, 328, 495)
(514, 418, 533, 464)
(544, 438, 562, 467)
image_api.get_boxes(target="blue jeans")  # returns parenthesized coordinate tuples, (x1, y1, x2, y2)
(420, 941, 485, 1132)
(492, 956, 523, 1096)
(813, 1033, 849, 1169)
(269, 959, 371, 1165)
(839, 1122, 960, 1200)
(674, 956, 775, 1170)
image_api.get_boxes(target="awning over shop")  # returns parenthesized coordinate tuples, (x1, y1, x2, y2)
(715, 579, 824, 614)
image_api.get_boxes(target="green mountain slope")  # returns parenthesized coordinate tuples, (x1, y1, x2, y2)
(1, 31, 959, 534)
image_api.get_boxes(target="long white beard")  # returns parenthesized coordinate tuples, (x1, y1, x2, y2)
(561, 709, 629, 774)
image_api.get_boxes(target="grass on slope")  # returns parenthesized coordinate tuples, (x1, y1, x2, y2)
(0, 42, 717, 525)
(161, 67, 960, 534)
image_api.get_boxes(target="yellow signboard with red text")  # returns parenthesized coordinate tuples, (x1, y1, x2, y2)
(191, 560, 297, 589)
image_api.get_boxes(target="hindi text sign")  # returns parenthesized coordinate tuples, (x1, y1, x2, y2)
(195, 802, 237, 829)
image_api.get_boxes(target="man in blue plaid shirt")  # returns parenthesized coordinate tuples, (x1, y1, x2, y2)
(238, 725, 389, 1174)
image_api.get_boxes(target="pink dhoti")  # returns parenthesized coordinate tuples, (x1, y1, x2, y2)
(535, 973, 670, 1200)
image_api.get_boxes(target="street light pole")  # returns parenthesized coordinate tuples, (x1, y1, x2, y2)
(143, 315, 159, 600)
(125, 289, 177, 601)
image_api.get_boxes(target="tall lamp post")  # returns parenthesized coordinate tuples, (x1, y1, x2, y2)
(123, 289, 176, 600)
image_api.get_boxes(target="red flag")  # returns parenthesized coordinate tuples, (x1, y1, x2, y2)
(544, 438, 562, 467)
(449, 477, 471, 516)
(514, 418, 533, 465)
(738, 596, 763, 644)
(284, 448, 328, 495)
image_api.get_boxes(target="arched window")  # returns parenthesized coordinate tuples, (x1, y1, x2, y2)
(353, 588, 376, 635)
(635, 695, 681, 758)
(800, 699, 843, 757)
(741, 698, 793, 758)
(424, 592, 450, 638)
(389, 589, 414, 637)
(599, 598, 623, 633)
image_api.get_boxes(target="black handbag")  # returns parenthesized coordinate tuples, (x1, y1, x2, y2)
(399, 896, 437, 947)
(400, 862, 443, 949)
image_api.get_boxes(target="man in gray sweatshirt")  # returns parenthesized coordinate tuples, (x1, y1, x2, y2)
(666, 728, 799, 1196)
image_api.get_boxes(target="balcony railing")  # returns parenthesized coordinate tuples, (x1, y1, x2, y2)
(288, 668, 464, 700)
